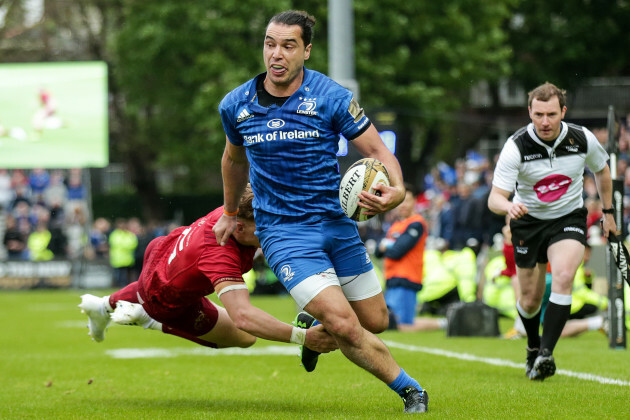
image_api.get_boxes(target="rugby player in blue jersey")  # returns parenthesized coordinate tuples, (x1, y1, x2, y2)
(213, 9, 428, 414)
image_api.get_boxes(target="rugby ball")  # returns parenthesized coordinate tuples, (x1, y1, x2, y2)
(339, 158, 390, 222)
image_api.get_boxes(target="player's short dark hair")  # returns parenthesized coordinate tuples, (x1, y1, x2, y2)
(528, 82, 567, 109)
(238, 184, 255, 221)
(268, 10, 316, 46)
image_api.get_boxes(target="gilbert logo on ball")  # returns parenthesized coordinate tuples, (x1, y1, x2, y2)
(339, 158, 390, 222)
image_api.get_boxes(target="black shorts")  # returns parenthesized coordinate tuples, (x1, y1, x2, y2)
(509, 207, 587, 268)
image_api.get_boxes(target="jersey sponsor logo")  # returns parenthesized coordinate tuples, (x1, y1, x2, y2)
(533, 174, 572, 202)
(236, 109, 254, 122)
(243, 129, 321, 144)
(564, 145, 579, 152)
(267, 119, 285, 129)
(515, 246, 528, 254)
(523, 153, 544, 161)
(297, 98, 318, 116)
(280, 264, 295, 283)
(348, 98, 366, 123)
(564, 226, 585, 235)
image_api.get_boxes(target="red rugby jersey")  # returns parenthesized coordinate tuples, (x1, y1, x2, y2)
(142, 207, 257, 307)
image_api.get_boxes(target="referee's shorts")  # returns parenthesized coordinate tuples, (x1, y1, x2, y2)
(509, 207, 587, 268)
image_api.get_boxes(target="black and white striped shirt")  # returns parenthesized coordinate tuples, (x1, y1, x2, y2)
(493, 122, 609, 220)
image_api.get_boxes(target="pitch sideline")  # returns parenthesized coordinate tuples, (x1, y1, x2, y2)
(385, 340, 630, 387)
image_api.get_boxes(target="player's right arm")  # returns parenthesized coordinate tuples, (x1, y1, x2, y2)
(488, 186, 528, 220)
(488, 138, 528, 220)
(213, 138, 250, 246)
(216, 282, 337, 353)
(351, 124, 406, 215)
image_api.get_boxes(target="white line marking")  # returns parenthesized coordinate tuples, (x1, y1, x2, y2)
(104, 340, 629, 387)
(106, 345, 298, 359)
(384, 340, 630, 387)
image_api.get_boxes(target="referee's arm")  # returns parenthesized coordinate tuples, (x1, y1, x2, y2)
(488, 186, 528, 220)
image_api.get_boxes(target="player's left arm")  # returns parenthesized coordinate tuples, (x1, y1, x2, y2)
(351, 124, 405, 214)
(593, 164, 617, 237)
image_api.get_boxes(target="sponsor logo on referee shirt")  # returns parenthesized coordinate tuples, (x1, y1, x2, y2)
(523, 153, 543, 161)
(564, 226, 584, 235)
(565, 145, 579, 152)
(533, 174, 572, 202)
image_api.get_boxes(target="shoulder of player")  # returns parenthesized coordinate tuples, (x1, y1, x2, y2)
(219, 75, 259, 110)
(564, 122, 595, 145)
(303, 67, 352, 101)
(508, 125, 529, 144)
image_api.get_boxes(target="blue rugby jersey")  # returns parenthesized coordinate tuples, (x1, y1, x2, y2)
(219, 68, 371, 228)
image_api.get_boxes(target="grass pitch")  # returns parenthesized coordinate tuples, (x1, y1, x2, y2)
(0, 289, 628, 419)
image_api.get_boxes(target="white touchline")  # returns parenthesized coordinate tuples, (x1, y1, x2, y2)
(384, 340, 630, 387)
(105, 341, 629, 387)
(106, 345, 299, 359)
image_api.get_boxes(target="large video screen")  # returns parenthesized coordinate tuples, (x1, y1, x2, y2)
(0, 61, 108, 168)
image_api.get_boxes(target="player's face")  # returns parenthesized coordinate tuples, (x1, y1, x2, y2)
(233, 219, 260, 247)
(528, 96, 566, 142)
(263, 22, 311, 96)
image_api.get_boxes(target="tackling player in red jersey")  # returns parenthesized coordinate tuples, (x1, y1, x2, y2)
(79, 185, 336, 353)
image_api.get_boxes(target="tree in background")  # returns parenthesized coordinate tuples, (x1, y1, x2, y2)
(2, 0, 629, 219)
(507, 0, 630, 91)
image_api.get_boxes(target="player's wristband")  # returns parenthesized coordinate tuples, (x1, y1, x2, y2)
(290, 326, 306, 345)
(602, 207, 615, 215)
(223, 208, 239, 217)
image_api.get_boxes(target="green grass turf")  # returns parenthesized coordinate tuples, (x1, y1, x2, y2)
(0, 289, 628, 419)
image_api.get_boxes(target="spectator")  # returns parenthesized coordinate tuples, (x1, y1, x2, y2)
(43, 170, 68, 209)
(417, 242, 461, 316)
(88, 217, 110, 260)
(3, 214, 28, 260)
(12, 201, 34, 231)
(10, 169, 29, 190)
(27, 219, 54, 261)
(28, 168, 50, 196)
(9, 186, 31, 212)
(450, 181, 477, 250)
(65, 168, 87, 217)
(109, 218, 138, 287)
(375, 185, 428, 331)
(64, 206, 86, 259)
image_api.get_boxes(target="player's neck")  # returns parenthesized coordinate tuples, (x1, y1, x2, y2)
(263, 70, 303, 98)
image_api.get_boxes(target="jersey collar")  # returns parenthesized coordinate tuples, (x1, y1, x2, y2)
(246, 67, 313, 114)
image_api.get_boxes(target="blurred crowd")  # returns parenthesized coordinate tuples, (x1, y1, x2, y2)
(0, 167, 178, 288)
(1, 117, 629, 297)
(1, 167, 89, 262)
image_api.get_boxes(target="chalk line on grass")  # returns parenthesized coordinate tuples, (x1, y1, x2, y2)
(106, 345, 298, 359)
(384, 340, 630, 387)
(104, 341, 628, 387)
